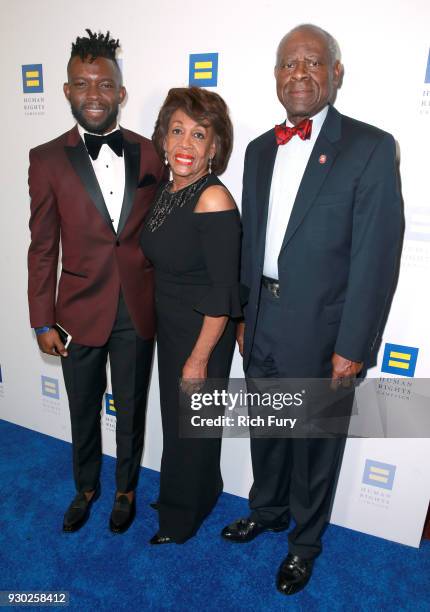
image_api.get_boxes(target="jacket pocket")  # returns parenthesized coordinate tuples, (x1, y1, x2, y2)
(314, 191, 353, 206)
(323, 301, 345, 324)
(62, 268, 88, 279)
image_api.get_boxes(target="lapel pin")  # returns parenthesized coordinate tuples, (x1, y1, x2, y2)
(319, 154, 327, 164)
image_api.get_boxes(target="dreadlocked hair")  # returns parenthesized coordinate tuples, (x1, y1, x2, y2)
(70, 29, 120, 63)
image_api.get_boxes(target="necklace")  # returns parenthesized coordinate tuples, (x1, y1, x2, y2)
(146, 175, 209, 232)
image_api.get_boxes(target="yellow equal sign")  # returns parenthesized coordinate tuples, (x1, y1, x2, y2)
(388, 350, 411, 370)
(26, 69, 40, 87)
(368, 466, 390, 484)
(194, 60, 212, 79)
(108, 397, 116, 412)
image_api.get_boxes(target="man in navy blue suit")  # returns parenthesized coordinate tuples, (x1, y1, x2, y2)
(222, 24, 403, 595)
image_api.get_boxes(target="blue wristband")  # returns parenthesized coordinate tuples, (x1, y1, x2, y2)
(35, 326, 52, 335)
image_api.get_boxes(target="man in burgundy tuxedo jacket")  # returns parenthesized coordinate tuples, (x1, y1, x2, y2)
(27, 30, 164, 534)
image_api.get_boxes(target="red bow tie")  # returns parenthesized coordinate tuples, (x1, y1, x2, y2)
(274, 118, 313, 145)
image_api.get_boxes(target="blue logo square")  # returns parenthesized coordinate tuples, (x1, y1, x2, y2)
(189, 53, 218, 87)
(41, 376, 59, 399)
(425, 49, 430, 84)
(0, 365, 2, 384)
(105, 393, 116, 416)
(362, 459, 396, 490)
(381, 343, 419, 377)
(405, 207, 430, 242)
(22, 64, 44, 93)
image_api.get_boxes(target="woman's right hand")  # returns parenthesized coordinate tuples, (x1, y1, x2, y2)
(236, 321, 245, 356)
(181, 354, 208, 395)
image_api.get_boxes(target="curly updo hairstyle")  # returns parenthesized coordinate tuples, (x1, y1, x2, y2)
(152, 87, 233, 175)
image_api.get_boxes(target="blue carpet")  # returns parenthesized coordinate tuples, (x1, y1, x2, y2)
(0, 419, 429, 611)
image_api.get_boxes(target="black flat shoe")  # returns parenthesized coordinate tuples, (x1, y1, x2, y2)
(149, 533, 173, 545)
(109, 494, 136, 534)
(221, 517, 289, 543)
(63, 483, 101, 532)
(276, 554, 314, 595)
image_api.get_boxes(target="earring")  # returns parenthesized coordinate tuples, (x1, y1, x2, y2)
(208, 157, 213, 174)
(164, 151, 172, 181)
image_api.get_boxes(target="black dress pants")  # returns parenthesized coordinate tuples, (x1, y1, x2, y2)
(61, 292, 154, 493)
(246, 285, 348, 560)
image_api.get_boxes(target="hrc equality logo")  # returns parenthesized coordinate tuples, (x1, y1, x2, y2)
(41, 376, 60, 399)
(22, 64, 44, 93)
(189, 53, 218, 87)
(362, 459, 396, 490)
(381, 343, 419, 377)
(105, 393, 116, 417)
(425, 49, 430, 83)
(405, 207, 430, 242)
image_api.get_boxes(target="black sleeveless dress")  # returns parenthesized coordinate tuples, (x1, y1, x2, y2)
(141, 173, 242, 542)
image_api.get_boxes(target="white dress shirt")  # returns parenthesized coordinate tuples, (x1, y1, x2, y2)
(263, 106, 329, 279)
(78, 123, 125, 233)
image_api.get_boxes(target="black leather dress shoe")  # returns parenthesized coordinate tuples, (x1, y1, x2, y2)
(276, 554, 314, 595)
(149, 533, 173, 545)
(63, 484, 100, 532)
(221, 517, 289, 543)
(109, 495, 136, 534)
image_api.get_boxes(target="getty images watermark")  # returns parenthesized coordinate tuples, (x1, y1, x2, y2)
(178, 377, 430, 439)
(189, 387, 303, 429)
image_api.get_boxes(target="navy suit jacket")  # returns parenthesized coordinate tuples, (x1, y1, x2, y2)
(241, 105, 404, 377)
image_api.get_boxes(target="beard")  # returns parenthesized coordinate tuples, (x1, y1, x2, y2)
(70, 103, 119, 135)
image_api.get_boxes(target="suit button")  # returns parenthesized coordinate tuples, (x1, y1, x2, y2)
(116, 240, 120, 247)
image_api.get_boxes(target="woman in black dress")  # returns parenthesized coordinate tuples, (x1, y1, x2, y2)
(141, 87, 242, 544)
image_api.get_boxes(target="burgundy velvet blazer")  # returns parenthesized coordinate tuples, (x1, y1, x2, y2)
(28, 125, 164, 346)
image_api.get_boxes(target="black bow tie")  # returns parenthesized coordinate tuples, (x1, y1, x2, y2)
(84, 130, 124, 160)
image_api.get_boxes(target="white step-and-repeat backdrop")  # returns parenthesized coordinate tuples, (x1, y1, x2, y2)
(1, 0, 429, 548)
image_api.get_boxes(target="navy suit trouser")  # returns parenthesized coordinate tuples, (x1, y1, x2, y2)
(246, 284, 348, 560)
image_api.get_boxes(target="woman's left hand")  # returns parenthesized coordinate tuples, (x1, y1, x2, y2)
(181, 355, 208, 395)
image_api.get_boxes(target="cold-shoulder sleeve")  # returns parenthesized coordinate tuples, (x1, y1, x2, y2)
(193, 209, 245, 317)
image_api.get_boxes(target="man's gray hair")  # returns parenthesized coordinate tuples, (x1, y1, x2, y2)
(276, 24, 341, 66)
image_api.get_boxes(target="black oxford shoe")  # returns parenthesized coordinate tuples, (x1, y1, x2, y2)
(109, 495, 136, 534)
(276, 554, 314, 595)
(149, 533, 173, 545)
(221, 517, 289, 543)
(63, 484, 101, 532)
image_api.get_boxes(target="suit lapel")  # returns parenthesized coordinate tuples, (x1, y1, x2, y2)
(65, 130, 115, 233)
(279, 106, 342, 253)
(256, 133, 278, 256)
(117, 136, 140, 237)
